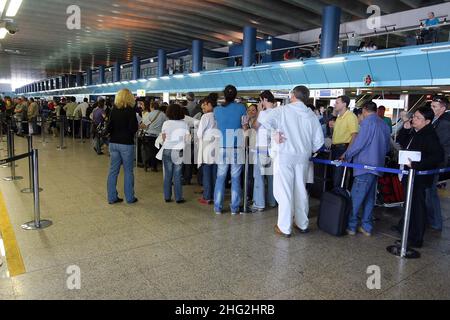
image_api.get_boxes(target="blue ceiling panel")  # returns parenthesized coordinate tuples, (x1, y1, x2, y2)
(302, 64, 327, 86)
(282, 68, 309, 86)
(321, 63, 350, 88)
(427, 49, 450, 85)
(367, 56, 401, 87)
(396, 50, 432, 86)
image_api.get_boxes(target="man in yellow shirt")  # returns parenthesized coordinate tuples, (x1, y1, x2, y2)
(331, 95, 359, 187)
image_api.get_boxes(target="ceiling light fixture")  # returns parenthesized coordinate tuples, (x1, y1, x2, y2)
(0, 0, 7, 15)
(5, 0, 23, 17)
(317, 57, 346, 64)
(280, 61, 304, 68)
(360, 50, 400, 58)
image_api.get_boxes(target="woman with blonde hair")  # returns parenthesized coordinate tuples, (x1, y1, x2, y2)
(107, 89, 139, 204)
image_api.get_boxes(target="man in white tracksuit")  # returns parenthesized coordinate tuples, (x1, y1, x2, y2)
(257, 86, 324, 237)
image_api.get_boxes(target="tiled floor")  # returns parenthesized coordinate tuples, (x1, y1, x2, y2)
(0, 134, 449, 300)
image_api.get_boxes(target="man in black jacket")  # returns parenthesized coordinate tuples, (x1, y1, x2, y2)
(426, 96, 450, 231)
(397, 107, 444, 248)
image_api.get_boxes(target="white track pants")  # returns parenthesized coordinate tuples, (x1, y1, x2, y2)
(273, 158, 309, 234)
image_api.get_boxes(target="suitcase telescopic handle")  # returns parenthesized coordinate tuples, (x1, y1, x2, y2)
(341, 165, 348, 189)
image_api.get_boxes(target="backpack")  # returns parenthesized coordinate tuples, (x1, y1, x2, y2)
(378, 174, 404, 204)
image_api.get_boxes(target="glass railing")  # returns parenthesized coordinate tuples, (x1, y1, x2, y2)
(340, 22, 450, 54)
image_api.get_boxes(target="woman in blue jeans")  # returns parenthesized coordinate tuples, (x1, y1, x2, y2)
(107, 89, 139, 204)
(161, 104, 190, 203)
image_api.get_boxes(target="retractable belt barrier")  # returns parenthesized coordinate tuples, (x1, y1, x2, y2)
(310, 156, 450, 259)
(0, 148, 52, 231)
(0, 152, 30, 166)
(241, 135, 251, 214)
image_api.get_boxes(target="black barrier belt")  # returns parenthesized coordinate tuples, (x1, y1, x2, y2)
(0, 152, 32, 166)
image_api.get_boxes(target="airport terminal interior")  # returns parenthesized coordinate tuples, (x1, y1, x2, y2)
(1, 0, 450, 300)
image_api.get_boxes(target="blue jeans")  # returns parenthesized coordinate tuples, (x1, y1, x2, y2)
(253, 155, 276, 209)
(107, 143, 135, 203)
(425, 174, 442, 230)
(214, 149, 243, 213)
(202, 164, 217, 201)
(348, 173, 377, 233)
(163, 149, 183, 202)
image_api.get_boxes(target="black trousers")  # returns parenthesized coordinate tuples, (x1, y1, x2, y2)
(141, 136, 159, 170)
(398, 181, 427, 246)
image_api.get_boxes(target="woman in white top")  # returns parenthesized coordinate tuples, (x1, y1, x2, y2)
(161, 104, 190, 203)
(197, 93, 219, 205)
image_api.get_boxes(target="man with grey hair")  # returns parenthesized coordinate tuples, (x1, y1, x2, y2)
(258, 86, 324, 237)
(186, 92, 201, 117)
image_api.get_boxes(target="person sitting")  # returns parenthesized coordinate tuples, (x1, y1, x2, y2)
(420, 12, 440, 43)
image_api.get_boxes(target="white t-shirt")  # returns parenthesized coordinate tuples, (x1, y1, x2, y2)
(74, 102, 89, 118)
(162, 120, 189, 150)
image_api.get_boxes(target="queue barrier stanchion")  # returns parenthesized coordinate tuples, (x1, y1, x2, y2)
(3, 127, 23, 181)
(22, 149, 52, 230)
(72, 117, 76, 141)
(41, 116, 47, 144)
(386, 168, 420, 259)
(57, 116, 66, 150)
(241, 135, 251, 214)
(1, 124, 15, 168)
(310, 157, 419, 259)
(79, 118, 85, 143)
(21, 134, 43, 193)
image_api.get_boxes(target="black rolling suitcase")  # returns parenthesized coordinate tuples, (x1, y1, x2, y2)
(317, 166, 352, 236)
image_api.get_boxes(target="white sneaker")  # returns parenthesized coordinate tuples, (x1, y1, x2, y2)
(231, 212, 240, 216)
(215, 211, 222, 215)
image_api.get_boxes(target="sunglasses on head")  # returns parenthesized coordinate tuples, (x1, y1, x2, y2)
(433, 97, 448, 104)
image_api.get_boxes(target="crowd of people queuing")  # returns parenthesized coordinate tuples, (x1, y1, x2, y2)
(1, 86, 449, 248)
(105, 86, 449, 248)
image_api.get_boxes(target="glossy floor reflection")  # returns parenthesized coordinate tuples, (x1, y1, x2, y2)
(0, 135, 449, 300)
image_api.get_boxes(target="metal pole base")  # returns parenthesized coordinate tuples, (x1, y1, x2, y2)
(3, 176, 23, 181)
(21, 219, 53, 230)
(240, 204, 252, 215)
(386, 245, 421, 259)
(21, 187, 43, 193)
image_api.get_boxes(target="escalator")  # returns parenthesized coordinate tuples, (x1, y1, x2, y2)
(355, 93, 382, 108)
